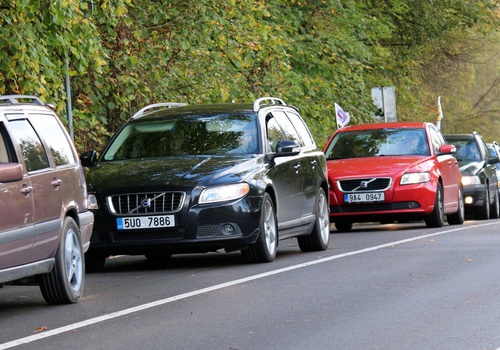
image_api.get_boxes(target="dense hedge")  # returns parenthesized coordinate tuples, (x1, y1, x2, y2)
(1, 0, 499, 151)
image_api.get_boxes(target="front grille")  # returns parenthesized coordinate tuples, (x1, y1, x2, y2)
(338, 178, 391, 192)
(107, 192, 185, 215)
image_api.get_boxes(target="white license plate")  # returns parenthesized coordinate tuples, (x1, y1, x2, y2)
(117, 215, 175, 230)
(344, 192, 385, 203)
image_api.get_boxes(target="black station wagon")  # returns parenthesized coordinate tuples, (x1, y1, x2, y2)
(81, 97, 330, 269)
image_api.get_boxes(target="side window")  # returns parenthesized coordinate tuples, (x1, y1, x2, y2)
(285, 111, 315, 147)
(266, 116, 286, 152)
(0, 123, 17, 163)
(29, 114, 76, 166)
(272, 111, 302, 146)
(8, 119, 50, 172)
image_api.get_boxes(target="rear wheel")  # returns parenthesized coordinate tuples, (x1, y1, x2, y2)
(39, 217, 85, 304)
(474, 187, 490, 220)
(425, 183, 444, 228)
(447, 187, 465, 225)
(241, 193, 277, 263)
(298, 188, 330, 251)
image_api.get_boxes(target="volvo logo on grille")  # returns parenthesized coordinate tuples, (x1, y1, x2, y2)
(140, 198, 152, 208)
(360, 181, 369, 189)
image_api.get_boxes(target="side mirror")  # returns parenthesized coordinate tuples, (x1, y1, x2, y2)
(438, 144, 456, 155)
(487, 156, 499, 165)
(0, 163, 23, 183)
(80, 150, 97, 168)
(267, 140, 301, 161)
(276, 140, 301, 154)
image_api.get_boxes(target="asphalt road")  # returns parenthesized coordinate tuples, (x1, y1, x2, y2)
(1, 220, 499, 350)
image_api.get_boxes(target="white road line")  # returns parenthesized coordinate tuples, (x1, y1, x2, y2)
(1, 222, 497, 349)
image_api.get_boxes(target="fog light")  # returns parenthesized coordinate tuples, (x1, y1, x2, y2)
(464, 196, 474, 205)
(223, 224, 235, 235)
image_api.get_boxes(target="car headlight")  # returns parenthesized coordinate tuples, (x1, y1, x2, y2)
(400, 172, 431, 185)
(87, 194, 99, 210)
(199, 183, 250, 204)
(461, 175, 481, 186)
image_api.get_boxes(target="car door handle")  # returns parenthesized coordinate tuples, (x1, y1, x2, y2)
(21, 185, 33, 196)
(51, 178, 63, 188)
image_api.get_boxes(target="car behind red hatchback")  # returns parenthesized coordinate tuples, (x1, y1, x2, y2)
(323, 122, 464, 232)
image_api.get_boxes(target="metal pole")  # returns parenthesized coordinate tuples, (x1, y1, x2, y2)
(65, 59, 73, 140)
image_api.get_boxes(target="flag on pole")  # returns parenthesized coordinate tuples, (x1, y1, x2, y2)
(436, 96, 444, 130)
(335, 103, 350, 129)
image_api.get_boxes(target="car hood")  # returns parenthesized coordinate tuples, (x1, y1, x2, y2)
(457, 160, 485, 176)
(86, 156, 263, 191)
(326, 156, 432, 179)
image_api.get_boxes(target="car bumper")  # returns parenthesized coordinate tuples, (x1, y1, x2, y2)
(88, 196, 262, 256)
(328, 181, 437, 221)
(78, 210, 94, 253)
(462, 183, 487, 208)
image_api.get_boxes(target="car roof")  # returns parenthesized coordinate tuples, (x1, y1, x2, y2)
(336, 121, 428, 132)
(444, 134, 476, 139)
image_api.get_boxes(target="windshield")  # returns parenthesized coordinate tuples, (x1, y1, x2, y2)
(324, 128, 430, 159)
(102, 113, 259, 161)
(451, 139, 481, 162)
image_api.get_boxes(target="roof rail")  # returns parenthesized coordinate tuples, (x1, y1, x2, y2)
(0, 95, 45, 106)
(131, 102, 186, 119)
(253, 97, 286, 112)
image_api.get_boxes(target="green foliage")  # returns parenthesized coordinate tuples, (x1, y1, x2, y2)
(1, 0, 499, 150)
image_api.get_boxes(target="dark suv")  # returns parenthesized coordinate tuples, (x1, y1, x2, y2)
(81, 97, 330, 269)
(0, 95, 93, 304)
(445, 132, 499, 220)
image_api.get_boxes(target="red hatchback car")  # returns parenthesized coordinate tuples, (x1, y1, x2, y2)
(323, 122, 464, 232)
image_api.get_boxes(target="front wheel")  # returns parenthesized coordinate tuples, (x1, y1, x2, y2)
(241, 193, 277, 263)
(474, 187, 490, 220)
(425, 183, 444, 228)
(298, 187, 330, 251)
(39, 217, 85, 304)
(241, 193, 278, 263)
(447, 186, 464, 225)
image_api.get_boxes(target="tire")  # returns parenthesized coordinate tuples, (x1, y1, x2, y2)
(447, 187, 465, 225)
(474, 187, 490, 220)
(298, 188, 330, 252)
(39, 217, 85, 304)
(334, 221, 352, 232)
(425, 183, 445, 228)
(489, 188, 499, 219)
(85, 252, 107, 272)
(241, 193, 277, 263)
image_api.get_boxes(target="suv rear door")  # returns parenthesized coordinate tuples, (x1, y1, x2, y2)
(6, 114, 63, 262)
(0, 122, 35, 270)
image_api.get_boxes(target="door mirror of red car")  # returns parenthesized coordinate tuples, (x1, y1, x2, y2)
(0, 162, 23, 183)
(439, 144, 456, 155)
